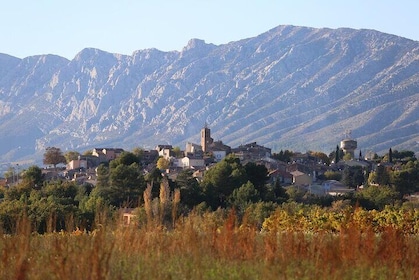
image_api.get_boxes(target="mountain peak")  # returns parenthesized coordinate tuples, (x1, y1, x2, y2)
(183, 38, 214, 51)
(74, 48, 111, 61)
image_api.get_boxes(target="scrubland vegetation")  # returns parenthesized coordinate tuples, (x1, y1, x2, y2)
(1, 205, 419, 279)
(1, 149, 419, 279)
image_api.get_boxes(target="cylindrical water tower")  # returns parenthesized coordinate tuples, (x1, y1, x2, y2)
(340, 139, 357, 159)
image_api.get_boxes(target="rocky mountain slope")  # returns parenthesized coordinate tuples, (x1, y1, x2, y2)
(0, 25, 418, 164)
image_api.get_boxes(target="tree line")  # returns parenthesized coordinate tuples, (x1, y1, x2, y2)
(0, 146, 418, 233)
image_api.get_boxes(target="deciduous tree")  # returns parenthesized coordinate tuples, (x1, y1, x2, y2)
(355, 185, 399, 210)
(323, 170, 342, 181)
(22, 165, 43, 187)
(271, 150, 293, 162)
(43, 147, 66, 170)
(157, 157, 170, 170)
(172, 146, 183, 158)
(64, 151, 81, 163)
(132, 147, 144, 160)
(310, 151, 330, 165)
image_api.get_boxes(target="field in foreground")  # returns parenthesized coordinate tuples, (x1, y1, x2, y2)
(1, 210, 419, 280)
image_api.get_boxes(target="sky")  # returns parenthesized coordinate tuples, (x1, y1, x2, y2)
(1, 0, 418, 60)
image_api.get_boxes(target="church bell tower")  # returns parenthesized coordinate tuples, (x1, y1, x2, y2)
(201, 124, 213, 152)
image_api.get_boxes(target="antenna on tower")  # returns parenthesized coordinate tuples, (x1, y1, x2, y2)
(344, 130, 352, 139)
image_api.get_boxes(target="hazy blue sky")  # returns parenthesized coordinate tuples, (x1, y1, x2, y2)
(1, 0, 418, 59)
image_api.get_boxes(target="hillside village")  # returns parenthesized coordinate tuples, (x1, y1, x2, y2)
(40, 125, 404, 198)
(1, 118, 418, 235)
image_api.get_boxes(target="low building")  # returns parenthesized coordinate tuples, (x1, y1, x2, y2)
(67, 159, 87, 170)
(232, 142, 271, 162)
(141, 150, 159, 165)
(200, 125, 231, 156)
(185, 142, 202, 154)
(207, 140, 231, 157)
(178, 155, 205, 169)
(290, 152, 315, 164)
(342, 159, 371, 169)
(287, 162, 312, 174)
(290, 170, 313, 186)
(212, 150, 227, 162)
(256, 157, 287, 171)
(322, 180, 354, 196)
(268, 169, 293, 185)
(156, 145, 173, 159)
(92, 148, 124, 163)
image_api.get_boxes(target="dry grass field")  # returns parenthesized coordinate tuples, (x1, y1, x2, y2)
(1, 209, 419, 280)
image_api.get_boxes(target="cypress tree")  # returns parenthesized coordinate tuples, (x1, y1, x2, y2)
(335, 145, 339, 164)
(389, 148, 393, 163)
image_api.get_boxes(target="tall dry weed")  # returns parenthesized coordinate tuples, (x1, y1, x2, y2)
(144, 182, 153, 225)
(172, 188, 181, 228)
(1, 207, 419, 279)
(14, 214, 31, 280)
(159, 177, 170, 205)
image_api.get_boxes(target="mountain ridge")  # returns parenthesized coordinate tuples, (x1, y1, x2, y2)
(0, 25, 418, 164)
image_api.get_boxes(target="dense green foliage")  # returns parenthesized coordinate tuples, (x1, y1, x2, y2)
(341, 165, 366, 188)
(271, 149, 293, 162)
(22, 165, 43, 187)
(64, 151, 81, 163)
(0, 148, 418, 235)
(96, 151, 146, 207)
(0, 180, 96, 233)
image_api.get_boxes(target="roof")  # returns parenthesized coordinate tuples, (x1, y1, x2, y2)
(290, 170, 307, 177)
(93, 148, 124, 153)
(269, 169, 293, 178)
(322, 180, 345, 188)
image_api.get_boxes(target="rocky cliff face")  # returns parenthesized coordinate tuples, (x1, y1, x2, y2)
(0, 25, 418, 163)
